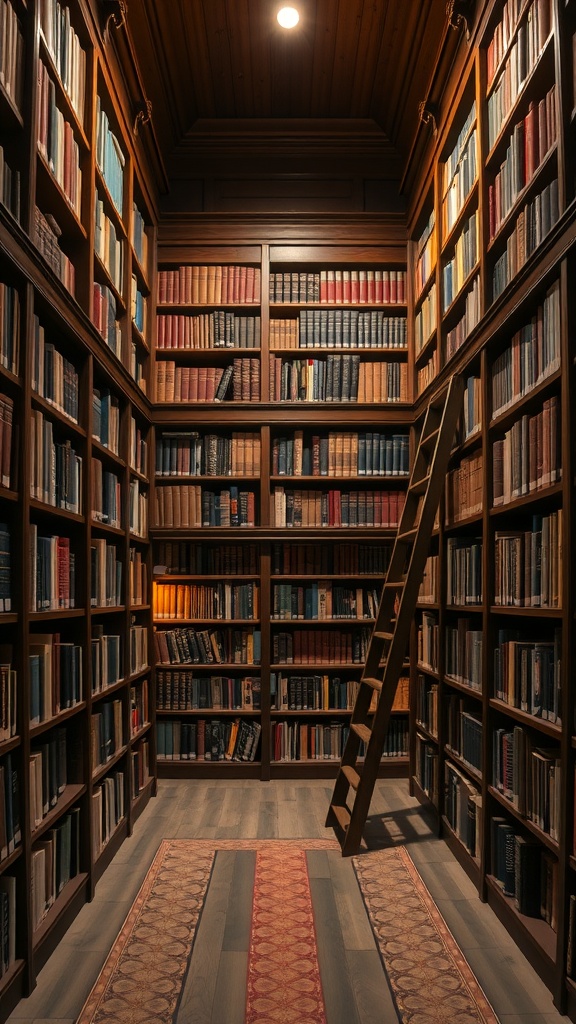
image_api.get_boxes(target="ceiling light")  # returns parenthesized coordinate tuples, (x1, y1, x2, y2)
(277, 6, 300, 28)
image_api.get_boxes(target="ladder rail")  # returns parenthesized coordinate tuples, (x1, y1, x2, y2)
(326, 374, 465, 854)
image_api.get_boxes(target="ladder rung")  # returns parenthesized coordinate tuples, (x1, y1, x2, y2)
(362, 677, 382, 692)
(373, 631, 393, 642)
(331, 803, 351, 832)
(342, 765, 361, 790)
(397, 527, 417, 543)
(351, 723, 372, 744)
(383, 579, 405, 589)
(420, 426, 439, 449)
(410, 474, 430, 495)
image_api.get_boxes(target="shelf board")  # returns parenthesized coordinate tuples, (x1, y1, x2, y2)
(486, 31, 554, 162)
(32, 871, 88, 951)
(31, 392, 85, 435)
(489, 699, 562, 738)
(487, 785, 560, 853)
(269, 474, 409, 484)
(95, 165, 127, 236)
(270, 346, 409, 356)
(444, 746, 483, 783)
(441, 179, 479, 256)
(156, 662, 261, 671)
(414, 330, 437, 366)
(490, 480, 562, 515)
(38, 34, 89, 148)
(92, 744, 129, 784)
(416, 663, 440, 679)
(157, 708, 260, 717)
(157, 302, 261, 312)
(91, 438, 125, 467)
(441, 265, 480, 322)
(489, 366, 562, 429)
(93, 253, 127, 313)
(90, 605, 126, 615)
(415, 722, 439, 744)
(444, 676, 483, 700)
(29, 608, 85, 621)
(30, 783, 86, 842)
(29, 700, 87, 738)
(154, 573, 260, 581)
(129, 466, 149, 485)
(270, 617, 375, 625)
(485, 873, 557, 966)
(91, 518, 124, 536)
(36, 152, 86, 240)
(0, 80, 24, 130)
(272, 662, 364, 671)
(487, 145, 558, 253)
(490, 605, 562, 618)
(154, 618, 259, 626)
(91, 677, 128, 703)
(155, 474, 260, 483)
(156, 347, 261, 360)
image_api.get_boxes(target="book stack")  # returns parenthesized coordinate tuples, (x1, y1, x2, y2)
(0, 145, 20, 221)
(153, 581, 259, 620)
(92, 769, 124, 858)
(156, 431, 260, 477)
(91, 699, 123, 770)
(34, 208, 75, 294)
(0, 281, 19, 375)
(157, 311, 261, 349)
(492, 180, 559, 300)
(39, 0, 86, 120)
(157, 264, 261, 305)
(95, 97, 125, 216)
(154, 626, 261, 666)
(156, 358, 260, 402)
(91, 628, 121, 693)
(155, 541, 259, 575)
(156, 672, 260, 711)
(0, 0, 24, 111)
(272, 487, 405, 528)
(491, 282, 560, 416)
(37, 61, 82, 217)
(29, 526, 75, 610)
(271, 626, 371, 666)
(157, 718, 261, 762)
(29, 633, 82, 723)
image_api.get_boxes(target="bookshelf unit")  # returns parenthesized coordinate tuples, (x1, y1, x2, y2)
(152, 239, 412, 779)
(407, 0, 576, 1014)
(0, 0, 158, 1013)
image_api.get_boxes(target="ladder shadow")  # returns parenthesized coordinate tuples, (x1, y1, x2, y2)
(355, 803, 440, 856)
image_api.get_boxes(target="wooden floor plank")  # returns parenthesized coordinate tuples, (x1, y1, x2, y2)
(309, 876, 362, 1024)
(221, 851, 256, 952)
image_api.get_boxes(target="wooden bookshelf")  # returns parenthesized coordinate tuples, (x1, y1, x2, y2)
(0, 0, 159, 1011)
(407, 0, 576, 1014)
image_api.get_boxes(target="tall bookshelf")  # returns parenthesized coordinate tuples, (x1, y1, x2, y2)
(0, 0, 157, 1013)
(408, 0, 576, 1014)
(152, 240, 413, 779)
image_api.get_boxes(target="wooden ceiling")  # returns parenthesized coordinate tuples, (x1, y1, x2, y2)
(126, 0, 450, 201)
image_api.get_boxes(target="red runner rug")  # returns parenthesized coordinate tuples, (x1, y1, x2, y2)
(245, 846, 327, 1023)
(353, 845, 500, 1024)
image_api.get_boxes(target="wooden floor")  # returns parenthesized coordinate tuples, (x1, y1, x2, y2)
(7, 779, 569, 1024)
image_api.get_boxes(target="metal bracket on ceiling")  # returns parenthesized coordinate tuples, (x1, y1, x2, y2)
(133, 99, 153, 136)
(446, 0, 473, 40)
(418, 100, 439, 137)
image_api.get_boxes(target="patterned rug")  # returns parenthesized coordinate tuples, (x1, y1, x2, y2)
(76, 839, 498, 1024)
(353, 846, 499, 1024)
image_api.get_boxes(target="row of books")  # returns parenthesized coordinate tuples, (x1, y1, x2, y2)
(271, 582, 379, 621)
(444, 276, 481, 361)
(0, 753, 20, 860)
(37, 60, 82, 217)
(295, 309, 407, 349)
(92, 282, 121, 353)
(271, 717, 408, 761)
(446, 537, 483, 606)
(0, 0, 24, 111)
(156, 311, 261, 350)
(91, 460, 121, 528)
(39, 0, 86, 121)
(416, 675, 439, 738)
(95, 96, 125, 217)
(442, 123, 477, 238)
(152, 582, 259, 621)
(446, 699, 483, 773)
(0, 145, 20, 221)
(271, 627, 371, 666)
(129, 547, 147, 605)
(270, 673, 410, 713)
(157, 717, 261, 762)
(0, 524, 11, 612)
(129, 414, 147, 477)
(131, 276, 145, 335)
(131, 199, 148, 269)
(32, 318, 79, 422)
(30, 632, 82, 724)
(494, 628, 561, 722)
(0, 392, 13, 489)
(156, 672, 261, 711)
(129, 479, 148, 538)
(30, 527, 75, 611)
(0, 656, 16, 743)
(442, 211, 479, 312)
(0, 873, 15, 976)
(34, 207, 75, 294)
(490, 281, 560, 417)
(130, 679, 149, 736)
(155, 431, 261, 478)
(445, 450, 483, 523)
(91, 699, 123, 770)
(418, 554, 439, 605)
(129, 624, 147, 675)
(92, 388, 120, 454)
(417, 352, 439, 396)
(153, 626, 261, 666)
(415, 283, 436, 353)
(270, 354, 408, 403)
(154, 484, 257, 529)
(0, 281, 19, 376)
(271, 541, 391, 576)
(488, 87, 557, 242)
(29, 727, 67, 830)
(271, 487, 406, 529)
(91, 629, 121, 693)
(95, 194, 124, 293)
(444, 761, 482, 859)
(493, 726, 560, 839)
(418, 611, 439, 670)
(491, 814, 557, 925)
(131, 738, 150, 795)
(493, 511, 562, 608)
(31, 808, 80, 930)
(31, 410, 82, 512)
(445, 620, 483, 691)
(486, 0, 550, 90)
(271, 431, 409, 478)
(492, 179, 559, 301)
(415, 736, 438, 801)
(155, 358, 260, 403)
(415, 209, 436, 298)
(492, 397, 560, 504)
(155, 541, 259, 576)
(268, 269, 407, 305)
(92, 770, 124, 859)
(157, 264, 261, 306)
(459, 375, 482, 443)
(487, 0, 552, 149)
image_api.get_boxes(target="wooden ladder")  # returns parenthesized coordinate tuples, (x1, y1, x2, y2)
(326, 374, 465, 855)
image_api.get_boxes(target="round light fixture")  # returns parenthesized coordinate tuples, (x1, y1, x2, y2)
(277, 6, 300, 28)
